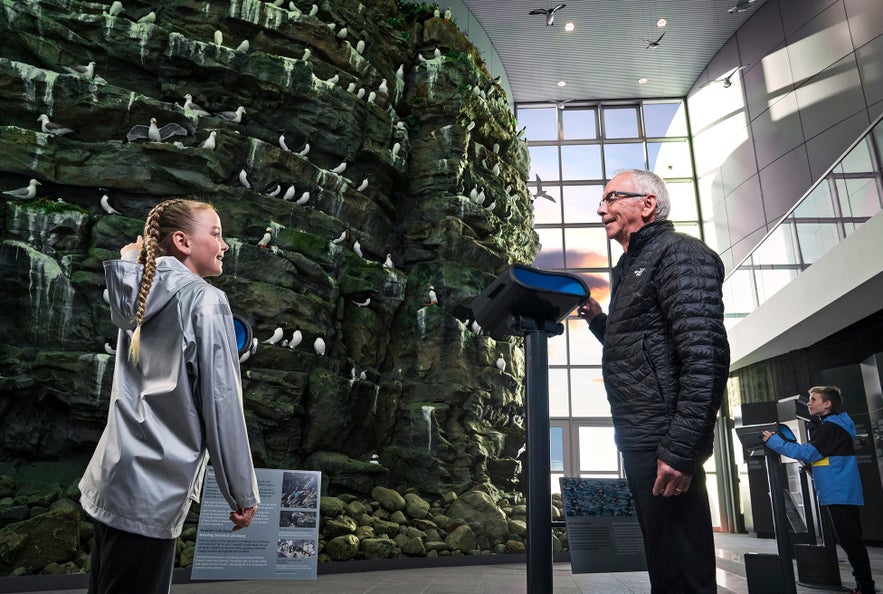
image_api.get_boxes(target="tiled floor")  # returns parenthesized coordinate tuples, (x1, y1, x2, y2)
(5, 532, 881, 593)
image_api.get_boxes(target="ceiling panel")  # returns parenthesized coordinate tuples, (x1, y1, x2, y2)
(460, 0, 768, 104)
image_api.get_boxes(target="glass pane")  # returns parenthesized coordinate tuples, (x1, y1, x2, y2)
(572, 272, 611, 309)
(604, 143, 645, 177)
(549, 369, 570, 417)
(836, 177, 881, 218)
(722, 269, 755, 315)
(752, 225, 797, 266)
(552, 473, 564, 495)
(609, 237, 624, 263)
(534, 228, 564, 269)
(548, 331, 567, 365)
(532, 185, 562, 224)
(795, 222, 841, 264)
(551, 426, 565, 471)
(562, 185, 603, 223)
(838, 136, 874, 173)
(528, 145, 560, 182)
(666, 181, 699, 221)
(794, 180, 835, 218)
(562, 108, 597, 140)
(564, 227, 609, 268)
(754, 268, 798, 305)
(561, 144, 602, 180)
(643, 102, 688, 137)
(578, 426, 619, 472)
(603, 107, 639, 138)
(567, 318, 603, 364)
(648, 141, 693, 178)
(673, 223, 701, 239)
(570, 368, 610, 416)
(517, 107, 558, 141)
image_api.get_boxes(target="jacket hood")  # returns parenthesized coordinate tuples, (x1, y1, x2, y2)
(104, 255, 203, 331)
(823, 412, 857, 438)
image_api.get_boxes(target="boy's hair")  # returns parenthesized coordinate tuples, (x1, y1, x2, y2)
(809, 385, 843, 413)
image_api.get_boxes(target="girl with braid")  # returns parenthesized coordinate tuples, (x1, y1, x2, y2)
(79, 199, 260, 594)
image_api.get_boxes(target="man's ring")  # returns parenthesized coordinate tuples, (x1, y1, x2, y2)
(675, 488, 683, 492)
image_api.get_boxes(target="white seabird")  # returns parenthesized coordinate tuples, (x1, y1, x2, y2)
(383, 254, 394, 270)
(295, 192, 310, 206)
(302, 48, 312, 61)
(183, 94, 211, 116)
(199, 130, 217, 150)
(282, 185, 296, 201)
(239, 169, 251, 188)
(331, 230, 347, 244)
(378, 79, 388, 95)
(137, 11, 156, 24)
(257, 226, 274, 249)
(263, 325, 284, 344)
(239, 350, 251, 364)
(64, 61, 95, 78)
(279, 133, 290, 152)
(37, 114, 74, 136)
(367, 91, 376, 104)
(470, 320, 482, 335)
(428, 285, 438, 305)
(395, 64, 404, 79)
(213, 30, 223, 46)
(496, 354, 506, 371)
(264, 183, 281, 197)
(434, 47, 441, 57)
(326, 73, 339, 85)
(298, 142, 310, 156)
(104, 342, 116, 356)
(100, 192, 120, 215)
(346, 82, 356, 93)
(126, 118, 187, 142)
(336, 27, 347, 39)
(533, 174, 555, 202)
(313, 336, 326, 356)
(106, 1, 123, 16)
(3, 179, 41, 200)
(250, 338, 259, 354)
(355, 40, 365, 54)
(356, 88, 365, 99)
(289, 329, 303, 349)
(217, 106, 246, 123)
(391, 142, 401, 157)
(331, 161, 347, 174)
(309, 4, 318, 17)
(356, 178, 368, 192)
(466, 120, 475, 131)
(236, 39, 250, 52)
(102, 288, 110, 304)
(353, 240, 363, 258)
(352, 297, 370, 307)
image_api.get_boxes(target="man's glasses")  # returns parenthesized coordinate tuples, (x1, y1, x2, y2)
(599, 191, 647, 207)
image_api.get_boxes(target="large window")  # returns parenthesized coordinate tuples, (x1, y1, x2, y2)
(518, 100, 704, 499)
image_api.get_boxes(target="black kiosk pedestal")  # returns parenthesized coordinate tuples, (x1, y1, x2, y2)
(471, 264, 589, 593)
(735, 423, 798, 594)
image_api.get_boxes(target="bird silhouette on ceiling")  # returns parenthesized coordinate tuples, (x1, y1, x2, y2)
(644, 31, 665, 49)
(529, 3, 566, 27)
(728, 0, 756, 14)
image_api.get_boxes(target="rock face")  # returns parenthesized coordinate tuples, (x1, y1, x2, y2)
(0, 0, 538, 515)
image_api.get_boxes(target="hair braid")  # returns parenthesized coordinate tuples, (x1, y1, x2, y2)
(128, 199, 187, 364)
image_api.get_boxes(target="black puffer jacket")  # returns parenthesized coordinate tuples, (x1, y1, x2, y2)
(589, 221, 730, 474)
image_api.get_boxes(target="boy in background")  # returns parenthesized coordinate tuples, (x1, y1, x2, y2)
(763, 386, 876, 594)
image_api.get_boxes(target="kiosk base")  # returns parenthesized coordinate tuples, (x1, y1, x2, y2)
(795, 544, 842, 587)
(745, 553, 789, 593)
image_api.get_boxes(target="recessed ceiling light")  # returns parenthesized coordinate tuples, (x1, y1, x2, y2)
(657, 18, 667, 27)
(564, 22, 575, 32)
(638, 78, 648, 84)
(557, 80, 567, 87)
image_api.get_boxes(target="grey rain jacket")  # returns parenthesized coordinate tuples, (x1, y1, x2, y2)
(79, 254, 259, 539)
(589, 221, 730, 475)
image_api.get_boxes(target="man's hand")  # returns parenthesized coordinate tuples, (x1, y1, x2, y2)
(577, 297, 602, 323)
(230, 505, 257, 531)
(652, 460, 692, 497)
(762, 430, 773, 442)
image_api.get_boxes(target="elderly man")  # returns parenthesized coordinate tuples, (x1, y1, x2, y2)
(578, 169, 730, 593)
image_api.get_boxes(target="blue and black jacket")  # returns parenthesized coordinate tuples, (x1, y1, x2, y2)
(765, 412, 863, 506)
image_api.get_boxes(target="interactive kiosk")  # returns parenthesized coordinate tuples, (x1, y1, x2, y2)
(735, 422, 798, 594)
(471, 264, 589, 593)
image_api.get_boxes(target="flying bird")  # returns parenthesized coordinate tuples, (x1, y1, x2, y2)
(126, 118, 187, 142)
(533, 174, 555, 202)
(3, 179, 41, 200)
(529, 3, 566, 27)
(728, 0, 756, 14)
(645, 31, 665, 49)
(37, 114, 74, 136)
(704, 65, 750, 89)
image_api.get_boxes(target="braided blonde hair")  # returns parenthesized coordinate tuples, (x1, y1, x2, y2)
(128, 199, 215, 363)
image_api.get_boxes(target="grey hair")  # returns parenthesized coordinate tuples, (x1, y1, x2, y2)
(614, 169, 670, 221)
